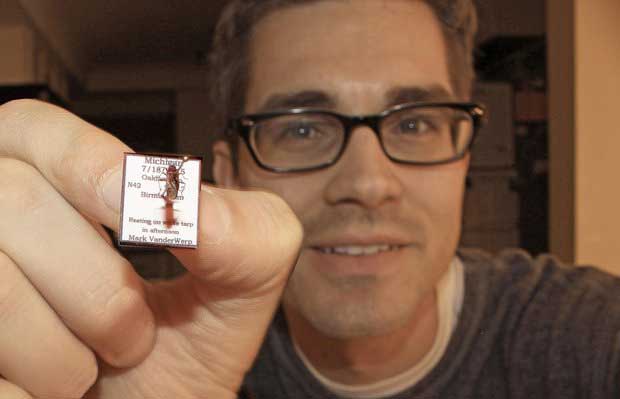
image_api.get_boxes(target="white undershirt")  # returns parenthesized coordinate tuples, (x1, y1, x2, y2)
(293, 257, 465, 399)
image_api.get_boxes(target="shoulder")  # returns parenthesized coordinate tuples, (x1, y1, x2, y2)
(457, 247, 620, 349)
(456, 248, 620, 395)
(458, 247, 620, 301)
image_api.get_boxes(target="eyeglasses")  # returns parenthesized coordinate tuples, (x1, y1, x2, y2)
(228, 102, 486, 173)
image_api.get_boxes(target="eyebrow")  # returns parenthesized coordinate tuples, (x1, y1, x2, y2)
(257, 90, 337, 113)
(386, 85, 456, 106)
(256, 84, 455, 114)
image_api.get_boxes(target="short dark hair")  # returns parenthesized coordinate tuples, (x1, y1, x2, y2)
(207, 0, 478, 159)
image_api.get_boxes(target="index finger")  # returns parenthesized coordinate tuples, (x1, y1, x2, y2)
(0, 99, 304, 290)
(0, 99, 130, 230)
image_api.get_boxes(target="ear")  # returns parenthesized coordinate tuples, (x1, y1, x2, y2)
(462, 152, 472, 189)
(212, 140, 239, 189)
(463, 152, 471, 169)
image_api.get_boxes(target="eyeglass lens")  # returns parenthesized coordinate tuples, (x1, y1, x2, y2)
(249, 105, 474, 170)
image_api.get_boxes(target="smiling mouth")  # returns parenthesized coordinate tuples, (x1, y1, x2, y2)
(312, 244, 409, 256)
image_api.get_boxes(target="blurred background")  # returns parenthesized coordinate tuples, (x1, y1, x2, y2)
(1, 0, 618, 276)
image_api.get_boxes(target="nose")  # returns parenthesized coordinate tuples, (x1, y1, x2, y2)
(324, 126, 403, 209)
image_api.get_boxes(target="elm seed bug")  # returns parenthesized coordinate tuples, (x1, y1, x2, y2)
(159, 157, 188, 227)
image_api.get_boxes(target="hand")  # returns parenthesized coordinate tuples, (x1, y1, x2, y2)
(0, 99, 303, 399)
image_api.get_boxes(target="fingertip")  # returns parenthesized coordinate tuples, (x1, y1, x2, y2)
(94, 287, 157, 369)
(0, 379, 33, 399)
(98, 311, 157, 369)
(197, 185, 234, 246)
(175, 187, 303, 292)
(100, 164, 123, 215)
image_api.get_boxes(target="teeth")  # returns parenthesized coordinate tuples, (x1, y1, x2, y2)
(318, 244, 401, 256)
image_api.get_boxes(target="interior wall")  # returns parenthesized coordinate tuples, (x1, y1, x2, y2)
(176, 90, 213, 180)
(0, 0, 27, 24)
(0, 26, 36, 84)
(547, 0, 576, 263)
(548, 0, 620, 273)
(17, 0, 85, 78)
(574, 0, 620, 273)
(0, 1, 72, 99)
(476, 0, 545, 43)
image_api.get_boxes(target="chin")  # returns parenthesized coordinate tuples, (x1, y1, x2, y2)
(283, 268, 424, 339)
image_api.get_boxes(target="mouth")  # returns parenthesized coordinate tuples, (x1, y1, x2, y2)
(307, 243, 413, 277)
(311, 244, 409, 256)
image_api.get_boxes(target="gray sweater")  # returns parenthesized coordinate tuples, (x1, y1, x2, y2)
(240, 249, 620, 398)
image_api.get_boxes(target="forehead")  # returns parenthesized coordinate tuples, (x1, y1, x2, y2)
(245, 0, 452, 113)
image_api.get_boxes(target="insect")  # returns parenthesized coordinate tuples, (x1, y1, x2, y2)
(160, 158, 187, 204)
(159, 157, 188, 227)
(162, 164, 181, 202)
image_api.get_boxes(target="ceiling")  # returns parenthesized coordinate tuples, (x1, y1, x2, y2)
(67, 1, 226, 65)
(9, 0, 544, 86)
(16, 0, 228, 77)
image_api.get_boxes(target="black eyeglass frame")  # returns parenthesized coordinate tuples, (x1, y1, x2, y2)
(228, 102, 486, 173)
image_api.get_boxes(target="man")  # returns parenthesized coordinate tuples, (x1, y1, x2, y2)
(0, 1, 618, 399)
(208, 1, 620, 398)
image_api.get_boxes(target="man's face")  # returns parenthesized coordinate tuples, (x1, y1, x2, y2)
(215, 0, 469, 338)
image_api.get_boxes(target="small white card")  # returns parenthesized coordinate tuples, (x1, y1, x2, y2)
(119, 153, 202, 249)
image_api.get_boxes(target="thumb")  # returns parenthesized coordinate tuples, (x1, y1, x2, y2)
(171, 184, 303, 297)
(88, 184, 302, 398)
(155, 185, 302, 393)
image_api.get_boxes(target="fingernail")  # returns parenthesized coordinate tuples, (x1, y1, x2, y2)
(101, 165, 123, 213)
(200, 186, 232, 245)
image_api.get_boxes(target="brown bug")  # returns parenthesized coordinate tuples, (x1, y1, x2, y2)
(160, 157, 188, 227)
(162, 165, 181, 202)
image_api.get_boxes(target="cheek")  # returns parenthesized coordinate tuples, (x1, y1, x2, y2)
(402, 164, 466, 218)
(401, 166, 467, 266)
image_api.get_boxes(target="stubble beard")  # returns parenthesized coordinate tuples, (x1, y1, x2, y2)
(282, 253, 425, 339)
(282, 206, 435, 339)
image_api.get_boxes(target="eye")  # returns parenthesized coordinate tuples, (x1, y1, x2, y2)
(398, 118, 435, 135)
(279, 122, 324, 140)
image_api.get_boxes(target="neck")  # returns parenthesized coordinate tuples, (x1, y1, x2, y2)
(283, 290, 438, 385)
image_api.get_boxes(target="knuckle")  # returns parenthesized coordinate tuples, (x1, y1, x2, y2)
(51, 129, 91, 191)
(49, 120, 119, 205)
(0, 98, 44, 122)
(0, 98, 103, 202)
(0, 158, 52, 216)
(0, 99, 50, 141)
